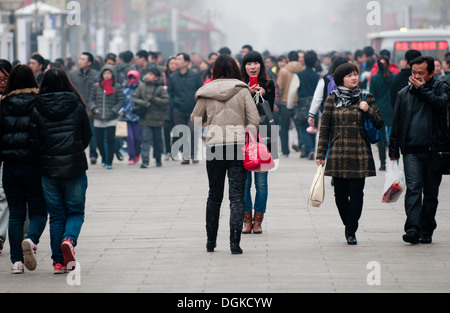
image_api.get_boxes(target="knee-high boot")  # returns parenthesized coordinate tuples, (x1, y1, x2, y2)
(230, 229, 243, 254)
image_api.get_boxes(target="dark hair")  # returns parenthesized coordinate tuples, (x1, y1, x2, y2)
(0, 59, 12, 77)
(241, 51, 269, 87)
(333, 63, 359, 87)
(326, 56, 348, 76)
(81, 52, 94, 64)
(410, 56, 435, 74)
(30, 54, 45, 66)
(177, 52, 190, 63)
(288, 51, 299, 62)
(304, 50, 318, 68)
(3, 65, 38, 95)
(120, 50, 134, 64)
(354, 50, 365, 60)
(39, 69, 87, 108)
(380, 49, 391, 58)
(242, 44, 253, 51)
(218, 47, 231, 55)
(136, 50, 149, 60)
(377, 55, 391, 82)
(212, 55, 242, 80)
(146, 66, 161, 77)
(404, 49, 422, 65)
(363, 46, 375, 57)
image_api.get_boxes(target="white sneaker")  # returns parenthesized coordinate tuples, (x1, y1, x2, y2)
(22, 239, 37, 271)
(11, 261, 24, 274)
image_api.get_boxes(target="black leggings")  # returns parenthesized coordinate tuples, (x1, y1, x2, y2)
(333, 177, 366, 235)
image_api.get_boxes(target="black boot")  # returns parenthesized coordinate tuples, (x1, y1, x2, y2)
(206, 227, 218, 252)
(230, 229, 243, 254)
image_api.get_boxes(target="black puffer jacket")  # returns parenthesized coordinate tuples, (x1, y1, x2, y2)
(30, 92, 92, 179)
(0, 88, 40, 167)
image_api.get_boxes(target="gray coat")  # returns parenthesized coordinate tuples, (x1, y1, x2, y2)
(88, 65, 124, 122)
(69, 68, 98, 104)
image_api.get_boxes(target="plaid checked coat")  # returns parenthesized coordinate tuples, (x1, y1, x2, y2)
(316, 93, 384, 179)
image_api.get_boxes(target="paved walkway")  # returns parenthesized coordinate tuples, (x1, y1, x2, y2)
(1, 139, 450, 293)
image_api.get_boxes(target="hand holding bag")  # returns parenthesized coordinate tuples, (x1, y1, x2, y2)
(242, 129, 275, 173)
(362, 93, 380, 144)
(308, 165, 325, 208)
(115, 120, 128, 138)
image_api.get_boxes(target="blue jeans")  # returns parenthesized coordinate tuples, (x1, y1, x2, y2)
(42, 173, 87, 265)
(3, 165, 47, 263)
(244, 171, 268, 214)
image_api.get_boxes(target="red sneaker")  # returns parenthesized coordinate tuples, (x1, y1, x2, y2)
(54, 263, 66, 274)
(61, 240, 76, 270)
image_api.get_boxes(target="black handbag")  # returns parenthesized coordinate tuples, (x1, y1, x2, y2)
(132, 104, 148, 118)
(292, 96, 312, 125)
(131, 86, 157, 119)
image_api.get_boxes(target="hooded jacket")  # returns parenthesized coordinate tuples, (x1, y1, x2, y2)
(132, 77, 169, 127)
(30, 92, 92, 179)
(191, 79, 260, 147)
(277, 61, 304, 103)
(0, 88, 40, 167)
(88, 65, 124, 121)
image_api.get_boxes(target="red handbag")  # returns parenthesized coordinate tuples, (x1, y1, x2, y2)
(242, 130, 275, 173)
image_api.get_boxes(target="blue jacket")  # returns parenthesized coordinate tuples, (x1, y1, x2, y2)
(120, 82, 140, 123)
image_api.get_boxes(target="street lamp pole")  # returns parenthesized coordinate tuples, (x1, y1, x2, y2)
(0, 0, 24, 60)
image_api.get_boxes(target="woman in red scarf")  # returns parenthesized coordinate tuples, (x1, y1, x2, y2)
(88, 65, 124, 170)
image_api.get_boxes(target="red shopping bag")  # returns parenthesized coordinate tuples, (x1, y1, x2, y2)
(242, 130, 275, 173)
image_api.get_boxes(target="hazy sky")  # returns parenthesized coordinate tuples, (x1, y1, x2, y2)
(204, 0, 430, 55)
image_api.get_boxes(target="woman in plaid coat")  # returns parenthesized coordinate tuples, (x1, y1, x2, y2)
(316, 63, 384, 245)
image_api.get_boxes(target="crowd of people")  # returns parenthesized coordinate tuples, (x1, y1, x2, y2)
(0, 42, 449, 270)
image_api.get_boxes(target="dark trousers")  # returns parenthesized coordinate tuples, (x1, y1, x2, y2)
(333, 177, 366, 235)
(95, 126, 116, 166)
(141, 125, 163, 164)
(403, 153, 442, 236)
(278, 104, 292, 156)
(172, 108, 197, 160)
(3, 165, 47, 263)
(205, 145, 247, 232)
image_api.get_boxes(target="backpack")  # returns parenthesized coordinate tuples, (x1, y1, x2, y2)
(320, 75, 337, 112)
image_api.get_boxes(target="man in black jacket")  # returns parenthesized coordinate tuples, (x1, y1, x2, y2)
(389, 50, 421, 110)
(168, 53, 203, 164)
(389, 56, 450, 244)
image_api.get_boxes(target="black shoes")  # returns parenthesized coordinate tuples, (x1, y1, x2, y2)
(403, 231, 420, 244)
(345, 233, 357, 245)
(230, 229, 243, 254)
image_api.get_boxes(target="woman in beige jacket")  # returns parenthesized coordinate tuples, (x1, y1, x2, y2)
(191, 55, 259, 254)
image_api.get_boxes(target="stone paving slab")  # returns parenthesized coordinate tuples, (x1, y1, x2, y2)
(0, 140, 450, 294)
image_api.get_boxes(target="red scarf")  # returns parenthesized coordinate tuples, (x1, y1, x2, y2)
(101, 79, 115, 95)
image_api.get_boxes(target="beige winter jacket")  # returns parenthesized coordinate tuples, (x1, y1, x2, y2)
(191, 79, 260, 147)
(276, 61, 304, 103)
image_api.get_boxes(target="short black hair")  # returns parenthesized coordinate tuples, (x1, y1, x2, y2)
(177, 52, 190, 63)
(288, 51, 299, 62)
(404, 50, 422, 65)
(120, 50, 134, 63)
(410, 56, 435, 74)
(30, 53, 45, 65)
(242, 44, 253, 51)
(218, 47, 231, 55)
(136, 50, 149, 60)
(146, 66, 161, 77)
(304, 50, 318, 68)
(81, 52, 94, 64)
(333, 63, 359, 86)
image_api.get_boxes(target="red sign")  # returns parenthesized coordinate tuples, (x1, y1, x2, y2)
(395, 41, 449, 51)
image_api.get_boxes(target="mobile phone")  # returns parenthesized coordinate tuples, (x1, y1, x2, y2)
(250, 76, 258, 87)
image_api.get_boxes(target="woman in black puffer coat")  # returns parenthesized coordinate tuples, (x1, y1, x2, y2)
(30, 68, 92, 274)
(0, 65, 47, 274)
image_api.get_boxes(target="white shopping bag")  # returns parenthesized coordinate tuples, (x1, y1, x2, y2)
(308, 165, 325, 208)
(382, 160, 405, 203)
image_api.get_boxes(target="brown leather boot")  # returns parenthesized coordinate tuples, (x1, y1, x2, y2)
(253, 212, 264, 234)
(242, 211, 253, 234)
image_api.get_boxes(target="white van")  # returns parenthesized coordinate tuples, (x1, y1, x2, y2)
(368, 28, 450, 64)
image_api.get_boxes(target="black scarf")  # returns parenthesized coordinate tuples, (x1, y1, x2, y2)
(331, 86, 362, 108)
